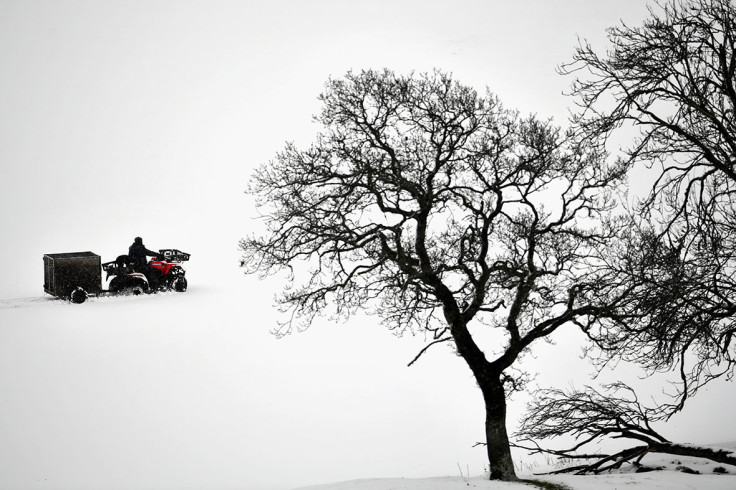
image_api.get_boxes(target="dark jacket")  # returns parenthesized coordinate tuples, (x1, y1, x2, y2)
(129, 240, 158, 271)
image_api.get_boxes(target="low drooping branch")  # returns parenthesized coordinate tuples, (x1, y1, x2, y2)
(514, 383, 736, 474)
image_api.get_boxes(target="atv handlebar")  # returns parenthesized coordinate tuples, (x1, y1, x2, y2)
(158, 249, 191, 263)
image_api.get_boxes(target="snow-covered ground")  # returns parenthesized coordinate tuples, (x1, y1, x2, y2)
(0, 272, 498, 490)
(299, 470, 736, 490)
(1, 270, 734, 490)
(299, 450, 736, 489)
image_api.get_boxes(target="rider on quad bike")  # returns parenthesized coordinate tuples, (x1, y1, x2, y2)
(103, 242, 189, 295)
(128, 236, 163, 289)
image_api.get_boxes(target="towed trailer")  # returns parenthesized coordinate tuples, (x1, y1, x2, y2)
(43, 251, 103, 304)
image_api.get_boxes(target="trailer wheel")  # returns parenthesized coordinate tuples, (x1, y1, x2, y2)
(70, 287, 88, 304)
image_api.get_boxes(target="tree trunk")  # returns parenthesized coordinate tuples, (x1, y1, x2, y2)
(445, 312, 518, 480)
(480, 374, 518, 480)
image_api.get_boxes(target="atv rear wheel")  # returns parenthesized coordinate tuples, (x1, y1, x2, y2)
(110, 276, 148, 296)
(123, 285, 146, 296)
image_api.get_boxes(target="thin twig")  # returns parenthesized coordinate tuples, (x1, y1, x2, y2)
(407, 337, 453, 367)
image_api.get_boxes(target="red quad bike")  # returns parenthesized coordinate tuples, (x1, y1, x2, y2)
(102, 249, 190, 296)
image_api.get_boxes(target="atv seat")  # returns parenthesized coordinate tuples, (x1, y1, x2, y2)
(102, 255, 135, 279)
(116, 255, 133, 268)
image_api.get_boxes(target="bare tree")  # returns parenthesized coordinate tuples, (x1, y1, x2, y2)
(509, 1, 736, 474)
(514, 383, 736, 474)
(240, 69, 625, 481)
(561, 0, 736, 406)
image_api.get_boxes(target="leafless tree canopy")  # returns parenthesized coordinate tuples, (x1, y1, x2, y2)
(587, 224, 734, 408)
(241, 69, 626, 480)
(566, 0, 735, 189)
(242, 69, 623, 343)
(563, 0, 736, 405)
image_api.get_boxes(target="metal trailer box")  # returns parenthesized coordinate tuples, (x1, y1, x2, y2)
(43, 251, 102, 298)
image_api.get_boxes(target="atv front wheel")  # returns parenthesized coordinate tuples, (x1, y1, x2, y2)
(173, 277, 188, 292)
(123, 285, 146, 296)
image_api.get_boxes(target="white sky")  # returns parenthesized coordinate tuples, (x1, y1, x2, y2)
(0, 0, 652, 300)
(5, 2, 733, 489)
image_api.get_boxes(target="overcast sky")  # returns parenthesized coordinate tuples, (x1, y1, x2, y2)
(6, 2, 733, 489)
(0, 0, 655, 300)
